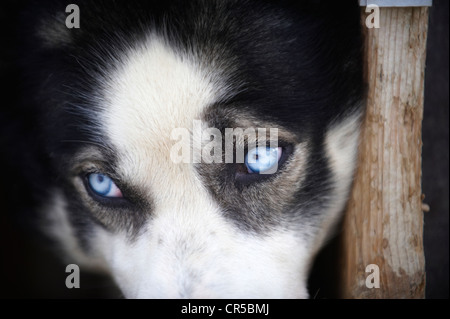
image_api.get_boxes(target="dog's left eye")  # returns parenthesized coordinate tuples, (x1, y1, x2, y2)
(245, 147, 282, 174)
(87, 173, 123, 198)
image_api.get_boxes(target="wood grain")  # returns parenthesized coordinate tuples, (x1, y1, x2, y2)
(340, 7, 429, 298)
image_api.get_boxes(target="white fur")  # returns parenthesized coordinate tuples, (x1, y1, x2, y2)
(325, 111, 362, 210)
(94, 212, 310, 298)
(312, 111, 362, 252)
(102, 36, 220, 190)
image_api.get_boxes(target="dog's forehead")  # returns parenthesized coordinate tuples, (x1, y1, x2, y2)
(105, 36, 218, 138)
(101, 36, 226, 192)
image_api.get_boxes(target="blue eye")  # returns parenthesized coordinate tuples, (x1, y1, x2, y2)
(245, 147, 282, 174)
(87, 173, 123, 198)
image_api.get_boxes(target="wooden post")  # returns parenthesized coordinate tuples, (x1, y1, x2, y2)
(340, 7, 429, 298)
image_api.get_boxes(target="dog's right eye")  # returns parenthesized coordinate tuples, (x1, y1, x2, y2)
(86, 173, 123, 198)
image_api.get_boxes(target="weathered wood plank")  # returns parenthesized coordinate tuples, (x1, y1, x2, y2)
(340, 7, 429, 298)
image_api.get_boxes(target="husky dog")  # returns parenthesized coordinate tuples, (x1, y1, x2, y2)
(3, 0, 364, 298)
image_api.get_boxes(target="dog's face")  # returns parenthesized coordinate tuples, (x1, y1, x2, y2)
(16, 0, 363, 298)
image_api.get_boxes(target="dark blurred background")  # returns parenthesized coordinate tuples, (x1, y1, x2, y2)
(0, 1, 448, 298)
(421, 0, 449, 300)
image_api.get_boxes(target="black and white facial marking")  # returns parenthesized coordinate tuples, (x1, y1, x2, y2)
(18, 0, 364, 298)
